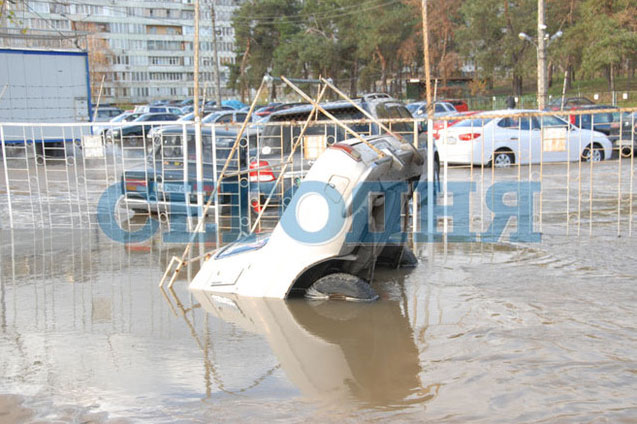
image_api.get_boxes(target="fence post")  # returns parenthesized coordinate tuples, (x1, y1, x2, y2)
(0, 126, 14, 229)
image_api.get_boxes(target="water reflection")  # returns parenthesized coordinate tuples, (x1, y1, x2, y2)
(182, 289, 431, 409)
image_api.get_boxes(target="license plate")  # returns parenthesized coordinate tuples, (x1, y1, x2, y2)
(157, 182, 190, 193)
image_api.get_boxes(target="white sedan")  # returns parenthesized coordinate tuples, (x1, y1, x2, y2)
(436, 110, 613, 167)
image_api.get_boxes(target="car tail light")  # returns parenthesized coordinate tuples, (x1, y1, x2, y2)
(125, 178, 147, 192)
(569, 115, 576, 124)
(250, 198, 262, 213)
(249, 160, 275, 182)
(458, 133, 481, 141)
(329, 143, 362, 161)
(432, 132, 440, 140)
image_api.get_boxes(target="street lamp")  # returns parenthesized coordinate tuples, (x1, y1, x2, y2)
(519, 29, 562, 110)
(518, 30, 563, 47)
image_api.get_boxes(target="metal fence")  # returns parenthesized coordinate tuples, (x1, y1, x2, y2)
(1, 108, 636, 250)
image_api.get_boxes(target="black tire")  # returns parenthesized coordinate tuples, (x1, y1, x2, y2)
(621, 147, 634, 158)
(306, 273, 379, 302)
(582, 143, 603, 162)
(490, 150, 514, 168)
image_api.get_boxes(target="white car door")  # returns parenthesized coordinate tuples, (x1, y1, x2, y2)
(492, 117, 535, 164)
(538, 115, 570, 163)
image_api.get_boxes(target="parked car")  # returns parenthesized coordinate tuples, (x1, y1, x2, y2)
(120, 128, 247, 216)
(566, 105, 631, 142)
(547, 96, 595, 110)
(93, 111, 143, 136)
(133, 105, 183, 115)
(407, 101, 457, 118)
(254, 102, 307, 121)
(105, 113, 180, 146)
(147, 110, 252, 143)
(616, 111, 637, 157)
(92, 106, 123, 122)
(444, 99, 469, 112)
(436, 109, 613, 167)
(254, 102, 282, 118)
(248, 94, 436, 219)
(430, 111, 481, 139)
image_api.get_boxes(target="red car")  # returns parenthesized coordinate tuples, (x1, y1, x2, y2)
(443, 99, 469, 112)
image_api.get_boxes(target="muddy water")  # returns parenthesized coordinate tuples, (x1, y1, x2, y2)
(1, 224, 636, 423)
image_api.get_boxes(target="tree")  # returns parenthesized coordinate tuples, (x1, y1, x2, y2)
(458, 0, 536, 96)
(576, 0, 637, 91)
(229, 0, 301, 102)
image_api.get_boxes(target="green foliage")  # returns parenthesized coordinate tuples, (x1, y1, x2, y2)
(229, 0, 637, 98)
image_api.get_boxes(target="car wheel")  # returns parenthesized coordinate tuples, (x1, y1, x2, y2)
(492, 151, 514, 168)
(306, 273, 379, 302)
(582, 143, 603, 162)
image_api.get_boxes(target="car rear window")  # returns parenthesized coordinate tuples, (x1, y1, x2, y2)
(454, 118, 493, 128)
(261, 107, 366, 154)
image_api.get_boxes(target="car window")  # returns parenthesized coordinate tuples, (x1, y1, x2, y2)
(218, 114, 233, 123)
(591, 113, 614, 124)
(434, 104, 445, 113)
(454, 118, 493, 128)
(203, 112, 222, 123)
(577, 114, 591, 128)
(236, 113, 248, 123)
(375, 103, 411, 132)
(540, 115, 568, 128)
(406, 104, 420, 114)
(497, 117, 520, 128)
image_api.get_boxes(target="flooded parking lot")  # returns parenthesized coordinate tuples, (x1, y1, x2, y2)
(1, 216, 636, 422)
(1, 130, 636, 422)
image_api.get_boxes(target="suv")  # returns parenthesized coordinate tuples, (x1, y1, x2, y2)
(133, 105, 184, 115)
(248, 94, 438, 220)
(93, 106, 123, 122)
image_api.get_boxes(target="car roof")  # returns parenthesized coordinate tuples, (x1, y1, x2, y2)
(268, 97, 404, 120)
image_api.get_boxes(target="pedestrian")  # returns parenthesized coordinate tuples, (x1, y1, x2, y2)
(505, 96, 516, 109)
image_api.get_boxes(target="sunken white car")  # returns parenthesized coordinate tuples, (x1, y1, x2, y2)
(436, 110, 613, 167)
(189, 134, 431, 300)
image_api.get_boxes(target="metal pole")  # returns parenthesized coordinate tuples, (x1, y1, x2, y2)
(0, 126, 13, 229)
(92, 75, 105, 124)
(211, 2, 222, 108)
(194, 0, 204, 228)
(422, 0, 434, 238)
(560, 70, 568, 111)
(194, 0, 201, 120)
(537, 0, 547, 110)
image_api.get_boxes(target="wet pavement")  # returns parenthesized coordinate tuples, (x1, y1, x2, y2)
(1, 220, 637, 422)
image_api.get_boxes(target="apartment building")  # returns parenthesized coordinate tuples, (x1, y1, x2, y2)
(1, 0, 242, 104)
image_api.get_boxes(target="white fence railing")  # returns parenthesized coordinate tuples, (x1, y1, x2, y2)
(1, 109, 636, 248)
